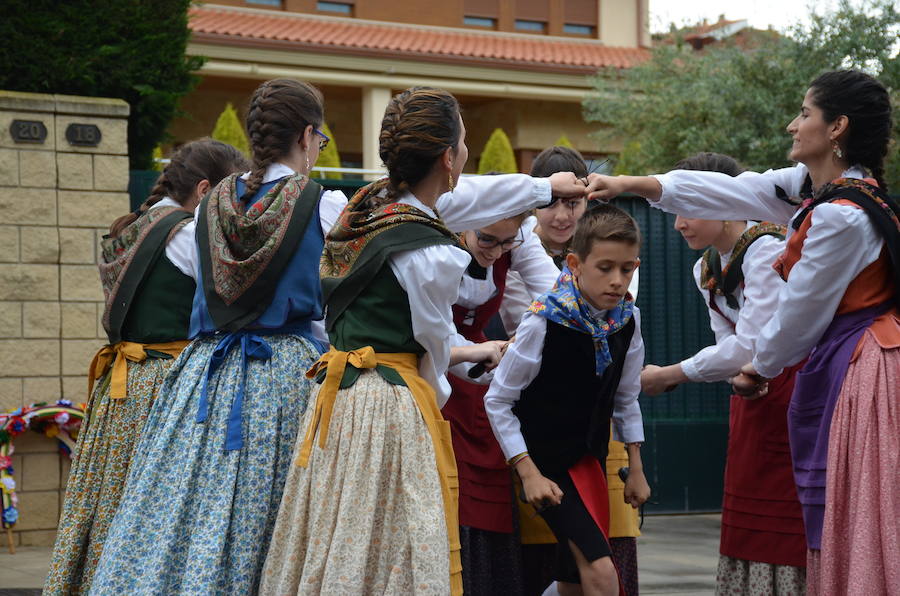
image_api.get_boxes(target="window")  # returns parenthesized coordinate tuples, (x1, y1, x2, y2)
(564, 23, 594, 35)
(464, 16, 497, 28)
(247, 0, 281, 5)
(317, 1, 352, 14)
(514, 19, 546, 33)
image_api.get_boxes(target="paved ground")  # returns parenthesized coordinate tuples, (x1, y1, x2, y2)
(0, 514, 721, 593)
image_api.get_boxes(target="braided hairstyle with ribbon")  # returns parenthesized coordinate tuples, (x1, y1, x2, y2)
(109, 138, 249, 237)
(378, 86, 462, 202)
(809, 69, 892, 191)
(242, 79, 324, 201)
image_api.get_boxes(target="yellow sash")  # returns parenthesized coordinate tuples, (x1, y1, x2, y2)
(298, 346, 462, 596)
(88, 340, 190, 400)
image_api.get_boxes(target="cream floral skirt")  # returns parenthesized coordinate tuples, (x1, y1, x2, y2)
(260, 370, 450, 595)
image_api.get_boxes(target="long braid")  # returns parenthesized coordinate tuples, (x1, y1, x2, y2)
(243, 82, 278, 200)
(378, 87, 461, 204)
(241, 79, 325, 202)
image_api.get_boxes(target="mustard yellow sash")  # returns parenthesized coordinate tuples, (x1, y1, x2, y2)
(298, 346, 462, 596)
(88, 340, 190, 400)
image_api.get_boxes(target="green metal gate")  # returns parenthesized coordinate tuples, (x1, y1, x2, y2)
(615, 197, 730, 513)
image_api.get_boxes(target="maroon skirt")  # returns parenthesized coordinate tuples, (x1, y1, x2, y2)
(444, 374, 514, 533)
(720, 362, 807, 567)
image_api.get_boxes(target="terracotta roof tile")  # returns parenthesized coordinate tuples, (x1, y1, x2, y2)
(188, 5, 649, 73)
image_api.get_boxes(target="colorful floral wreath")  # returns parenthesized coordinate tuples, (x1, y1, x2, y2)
(0, 401, 86, 530)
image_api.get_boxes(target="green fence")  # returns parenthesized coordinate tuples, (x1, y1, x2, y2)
(129, 171, 731, 512)
(615, 197, 730, 513)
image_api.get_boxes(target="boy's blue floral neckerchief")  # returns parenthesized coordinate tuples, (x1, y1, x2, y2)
(528, 267, 635, 376)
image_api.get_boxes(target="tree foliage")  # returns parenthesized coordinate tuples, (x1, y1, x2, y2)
(0, 0, 204, 169)
(211, 103, 250, 157)
(313, 122, 343, 180)
(586, 0, 899, 189)
(478, 128, 518, 174)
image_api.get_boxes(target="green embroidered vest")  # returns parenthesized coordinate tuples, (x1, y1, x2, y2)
(121, 256, 195, 343)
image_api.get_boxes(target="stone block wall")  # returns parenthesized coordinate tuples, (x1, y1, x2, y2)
(0, 90, 129, 546)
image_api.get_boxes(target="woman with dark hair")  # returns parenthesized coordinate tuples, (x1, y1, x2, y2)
(90, 79, 348, 595)
(261, 86, 592, 595)
(43, 138, 249, 595)
(588, 70, 899, 595)
(641, 152, 807, 595)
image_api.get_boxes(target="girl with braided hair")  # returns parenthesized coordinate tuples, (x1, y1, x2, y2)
(90, 79, 349, 595)
(43, 138, 248, 595)
(640, 152, 807, 595)
(588, 70, 899, 595)
(261, 86, 594, 595)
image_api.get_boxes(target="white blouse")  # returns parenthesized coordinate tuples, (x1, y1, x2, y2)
(447, 217, 559, 384)
(389, 174, 553, 407)
(152, 197, 199, 279)
(484, 306, 646, 462)
(680, 227, 785, 383)
(651, 164, 883, 378)
(455, 218, 559, 311)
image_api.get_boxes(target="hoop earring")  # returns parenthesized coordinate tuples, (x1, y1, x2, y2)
(832, 141, 843, 160)
(448, 172, 455, 192)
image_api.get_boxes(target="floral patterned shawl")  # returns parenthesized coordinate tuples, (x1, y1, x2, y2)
(320, 178, 458, 328)
(529, 267, 635, 375)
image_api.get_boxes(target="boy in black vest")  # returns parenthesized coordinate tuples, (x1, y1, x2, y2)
(485, 204, 650, 596)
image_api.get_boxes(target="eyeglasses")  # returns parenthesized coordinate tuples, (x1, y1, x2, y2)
(314, 128, 330, 151)
(474, 230, 524, 250)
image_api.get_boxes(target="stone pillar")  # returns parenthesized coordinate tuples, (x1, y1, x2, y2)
(0, 90, 129, 547)
(361, 86, 391, 180)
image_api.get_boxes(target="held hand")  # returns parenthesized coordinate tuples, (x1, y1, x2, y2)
(624, 469, 651, 508)
(584, 174, 625, 202)
(474, 340, 507, 371)
(640, 365, 672, 396)
(547, 172, 589, 199)
(731, 364, 769, 400)
(522, 473, 564, 511)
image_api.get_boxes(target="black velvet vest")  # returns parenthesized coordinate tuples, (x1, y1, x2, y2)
(514, 317, 636, 475)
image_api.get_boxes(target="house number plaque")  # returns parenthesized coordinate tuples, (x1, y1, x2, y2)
(10, 120, 48, 144)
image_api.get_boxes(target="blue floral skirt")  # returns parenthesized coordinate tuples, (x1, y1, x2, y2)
(90, 333, 320, 596)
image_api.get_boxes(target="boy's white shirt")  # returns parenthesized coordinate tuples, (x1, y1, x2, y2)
(484, 305, 645, 462)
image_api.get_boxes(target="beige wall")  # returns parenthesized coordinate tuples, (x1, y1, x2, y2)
(0, 90, 129, 546)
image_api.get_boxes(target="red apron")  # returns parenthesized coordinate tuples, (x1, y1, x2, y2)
(443, 254, 514, 533)
(720, 361, 807, 567)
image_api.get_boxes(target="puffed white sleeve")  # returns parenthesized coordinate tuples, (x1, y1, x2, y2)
(612, 307, 645, 444)
(389, 244, 471, 407)
(509, 222, 560, 298)
(499, 271, 535, 336)
(435, 174, 551, 233)
(753, 204, 883, 378)
(484, 310, 548, 460)
(165, 220, 199, 280)
(318, 189, 348, 237)
(681, 237, 785, 383)
(650, 166, 804, 225)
